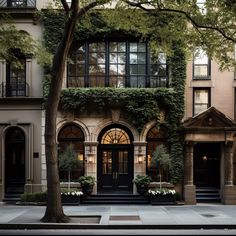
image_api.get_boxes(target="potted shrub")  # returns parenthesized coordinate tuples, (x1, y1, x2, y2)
(133, 174, 151, 195)
(148, 188, 176, 205)
(78, 175, 96, 196)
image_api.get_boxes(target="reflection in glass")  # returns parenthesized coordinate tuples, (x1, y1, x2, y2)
(118, 151, 128, 174)
(103, 151, 112, 174)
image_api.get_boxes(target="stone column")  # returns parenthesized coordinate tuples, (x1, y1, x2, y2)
(223, 141, 236, 204)
(84, 141, 99, 194)
(184, 141, 196, 205)
(133, 141, 147, 194)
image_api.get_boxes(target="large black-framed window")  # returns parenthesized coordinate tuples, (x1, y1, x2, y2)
(67, 41, 169, 88)
(193, 48, 211, 80)
(193, 88, 211, 116)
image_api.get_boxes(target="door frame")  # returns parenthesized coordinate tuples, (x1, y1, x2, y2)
(97, 144, 134, 193)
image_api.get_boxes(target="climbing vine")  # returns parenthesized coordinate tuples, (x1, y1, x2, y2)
(41, 10, 186, 184)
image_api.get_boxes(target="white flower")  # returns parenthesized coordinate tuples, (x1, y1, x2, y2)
(61, 191, 83, 196)
(148, 189, 176, 195)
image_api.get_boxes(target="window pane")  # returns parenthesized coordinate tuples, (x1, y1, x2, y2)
(118, 53, 126, 63)
(194, 48, 208, 64)
(138, 65, 146, 74)
(138, 43, 146, 52)
(138, 53, 146, 64)
(130, 43, 137, 52)
(194, 89, 209, 115)
(194, 90, 208, 103)
(110, 53, 118, 63)
(130, 76, 138, 87)
(130, 65, 138, 75)
(194, 65, 208, 77)
(118, 42, 126, 52)
(130, 53, 138, 64)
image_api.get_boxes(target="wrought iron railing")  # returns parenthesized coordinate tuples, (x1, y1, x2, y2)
(0, 0, 36, 8)
(0, 82, 29, 97)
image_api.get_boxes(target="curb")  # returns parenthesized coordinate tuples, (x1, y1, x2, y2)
(0, 224, 235, 230)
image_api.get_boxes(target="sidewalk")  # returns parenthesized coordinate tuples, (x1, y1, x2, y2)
(0, 203, 236, 229)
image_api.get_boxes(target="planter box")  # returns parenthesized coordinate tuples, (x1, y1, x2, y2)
(61, 195, 81, 205)
(149, 194, 176, 205)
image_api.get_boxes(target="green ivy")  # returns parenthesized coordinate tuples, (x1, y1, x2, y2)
(41, 10, 186, 184)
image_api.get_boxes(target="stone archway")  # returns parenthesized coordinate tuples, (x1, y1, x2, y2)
(97, 124, 134, 193)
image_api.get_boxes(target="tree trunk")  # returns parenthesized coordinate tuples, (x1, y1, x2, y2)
(40, 0, 111, 223)
(41, 1, 79, 223)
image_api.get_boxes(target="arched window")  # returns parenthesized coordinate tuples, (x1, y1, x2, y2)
(58, 124, 85, 181)
(101, 128, 131, 144)
(146, 125, 169, 181)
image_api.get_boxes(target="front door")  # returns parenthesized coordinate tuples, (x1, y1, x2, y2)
(98, 147, 133, 193)
(5, 127, 25, 196)
(193, 143, 220, 188)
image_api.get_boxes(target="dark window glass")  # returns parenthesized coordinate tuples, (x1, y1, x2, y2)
(146, 126, 169, 181)
(58, 124, 85, 181)
(6, 57, 27, 97)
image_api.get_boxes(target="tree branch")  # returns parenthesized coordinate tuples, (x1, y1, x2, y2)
(124, 0, 236, 43)
(78, 0, 110, 17)
(60, 0, 70, 12)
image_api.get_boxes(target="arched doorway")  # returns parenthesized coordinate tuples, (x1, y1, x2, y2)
(5, 127, 25, 196)
(58, 124, 85, 181)
(97, 125, 134, 193)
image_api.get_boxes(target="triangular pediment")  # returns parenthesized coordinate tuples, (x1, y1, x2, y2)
(183, 107, 236, 128)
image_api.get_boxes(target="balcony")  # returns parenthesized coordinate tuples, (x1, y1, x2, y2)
(0, 82, 29, 97)
(0, 0, 36, 8)
(0, 0, 37, 19)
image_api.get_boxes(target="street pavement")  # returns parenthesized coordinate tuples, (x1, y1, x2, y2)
(0, 202, 236, 230)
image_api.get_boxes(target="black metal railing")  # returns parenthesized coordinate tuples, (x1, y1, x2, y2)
(0, 0, 36, 8)
(0, 82, 29, 97)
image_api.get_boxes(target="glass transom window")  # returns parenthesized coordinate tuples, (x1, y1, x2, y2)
(67, 41, 168, 88)
(101, 128, 130, 144)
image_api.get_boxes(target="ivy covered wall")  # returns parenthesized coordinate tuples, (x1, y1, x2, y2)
(41, 10, 186, 184)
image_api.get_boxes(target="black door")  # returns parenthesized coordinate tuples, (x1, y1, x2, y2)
(5, 127, 25, 195)
(193, 143, 220, 188)
(98, 146, 133, 193)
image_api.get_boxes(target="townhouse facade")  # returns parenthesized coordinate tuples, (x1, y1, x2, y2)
(0, 0, 236, 205)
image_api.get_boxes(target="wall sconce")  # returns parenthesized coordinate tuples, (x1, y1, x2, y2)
(138, 154, 144, 164)
(87, 154, 94, 164)
(137, 146, 144, 164)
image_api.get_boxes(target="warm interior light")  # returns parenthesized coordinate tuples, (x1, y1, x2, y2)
(88, 154, 93, 164)
(202, 155, 207, 161)
(138, 155, 143, 164)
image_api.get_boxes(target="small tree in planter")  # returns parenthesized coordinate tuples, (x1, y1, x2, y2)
(58, 144, 80, 192)
(152, 144, 171, 190)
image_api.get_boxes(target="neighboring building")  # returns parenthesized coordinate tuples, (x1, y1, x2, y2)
(0, 0, 236, 205)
